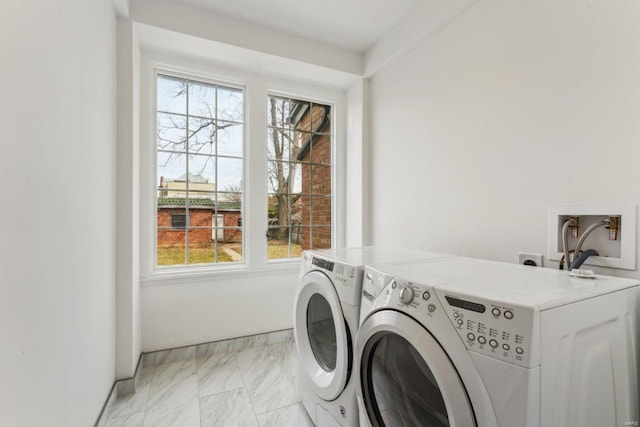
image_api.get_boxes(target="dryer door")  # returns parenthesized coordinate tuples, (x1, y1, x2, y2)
(294, 270, 351, 401)
(356, 310, 476, 427)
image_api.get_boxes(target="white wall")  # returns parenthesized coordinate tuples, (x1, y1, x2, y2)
(116, 18, 141, 379)
(141, 271, 298, 351)
(0, 1, 117, 425)
(345, 80, 367, 247)
(368, 0, 640, 279)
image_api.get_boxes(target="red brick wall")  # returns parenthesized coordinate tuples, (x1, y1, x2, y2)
(300, 133, 331, 250)
(297, 105, 328, 134)
(157, 208, 242, 246)
(222, 212, 242, 242)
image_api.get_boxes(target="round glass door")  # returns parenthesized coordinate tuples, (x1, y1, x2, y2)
(356, 310, 476, 427)
(365, 333, 449, 426)
(307, 294, 337, 371)
(293, 270, 350, 401)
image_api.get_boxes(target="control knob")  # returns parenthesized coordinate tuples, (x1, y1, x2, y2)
(399, 287, 415, 305)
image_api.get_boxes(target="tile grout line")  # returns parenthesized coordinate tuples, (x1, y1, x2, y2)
(138, 360, 156, 427)
(195, 344, 204, 425)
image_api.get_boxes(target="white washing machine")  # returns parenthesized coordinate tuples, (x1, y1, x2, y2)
(293, 247, 452, 427)
(356, 257, 639, 427)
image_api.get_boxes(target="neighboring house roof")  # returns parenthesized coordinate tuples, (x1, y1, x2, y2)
(158, 197, 241, 211)
(169, 172, 209, 183)
(217, 201, 242, 211)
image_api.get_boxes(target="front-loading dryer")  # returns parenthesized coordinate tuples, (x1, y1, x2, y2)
(356, 257, 639, 427)
(293, 247, 451, 427)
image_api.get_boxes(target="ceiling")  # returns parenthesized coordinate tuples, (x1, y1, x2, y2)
(175, 0, 421, 52)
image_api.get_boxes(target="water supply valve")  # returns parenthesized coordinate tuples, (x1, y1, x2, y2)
(570, 217, 579, 238)
(606, 216, 619, 241)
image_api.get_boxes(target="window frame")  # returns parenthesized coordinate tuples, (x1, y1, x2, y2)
(152, 68, 247, 270)
(139, 54, 345, 284)
(265, 92, 336, 262)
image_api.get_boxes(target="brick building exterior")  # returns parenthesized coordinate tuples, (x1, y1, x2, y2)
(294, 103, 332, 250)
(157, 198, 242, 247)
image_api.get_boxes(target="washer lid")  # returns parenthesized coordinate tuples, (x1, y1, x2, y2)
(294, 270, 351, 401)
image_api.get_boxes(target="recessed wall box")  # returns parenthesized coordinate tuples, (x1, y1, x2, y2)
(548, 204, 636, 270)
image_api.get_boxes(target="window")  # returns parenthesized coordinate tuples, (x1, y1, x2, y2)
(171, 213, 186, 229)
(156, 74, 244, 267)
(267, 95, 332, 260)
(141, 60, 345, 279)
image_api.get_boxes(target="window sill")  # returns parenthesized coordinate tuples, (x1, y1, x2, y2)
(140, 259, 301, 287)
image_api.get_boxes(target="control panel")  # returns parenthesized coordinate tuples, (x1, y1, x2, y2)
(437, 292, 534, 368)
(388, 279, 441, 317)
(309, 256, 358, 287)
(330, 259, 358, 287)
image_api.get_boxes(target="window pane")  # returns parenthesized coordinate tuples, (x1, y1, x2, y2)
(188, 81, 215, 118)
(267, 194, 278, 226)
(311, 165, 331, 195)
(158, 152, 186, 195)
(157, 208, 186, 266)
(188, 154, 216, 190)
(267, 161, 289, 194)
(267, 128, 291, 162)
(218, 157, 243, 191)
(158, 190, 186, 207)
(290, 100, 311, 132)
(188, 190, 215, 203)
(187, 236, 215, 264)
(296, 194, 310, 227)
(218, 192, 242, 212)
(311, 227, 331, 249)
(289, 162, 303, 194)
(188, 207, 213, 228)
(188, 118, 215, 155)
(267, 194, 291, 226)
(311, 103, 331, 134)
(312, 196, 331, 226)
(187, 225, 243, 264)
(291, 130, 312, 161)
(157, 113, 187, 152)
(220, 227, 243, 245)
(216, 228, 243, 263)
(299, 226, 332, 251)
(267, 227, 302, 259)
(218, 86, 243, 122)
(311, 137, 331, 165)
(157, 75, 186, 115)
(296, 162, 311, 195)
(299, 226, 311, 251)
(267, 194, 303, 261)
(218, 121, 243, 157)
(267, 232, 290, 259)
(268, 96, 290, 128)
(157, 243, 186, 266)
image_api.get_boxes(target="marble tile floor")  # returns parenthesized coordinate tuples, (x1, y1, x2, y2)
(103, 330, 314, 427)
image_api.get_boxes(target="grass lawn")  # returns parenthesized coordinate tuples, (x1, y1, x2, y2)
(158, 242, 302, 265)
(157, 246, 234, 265)
(268, 241, 302, 259)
